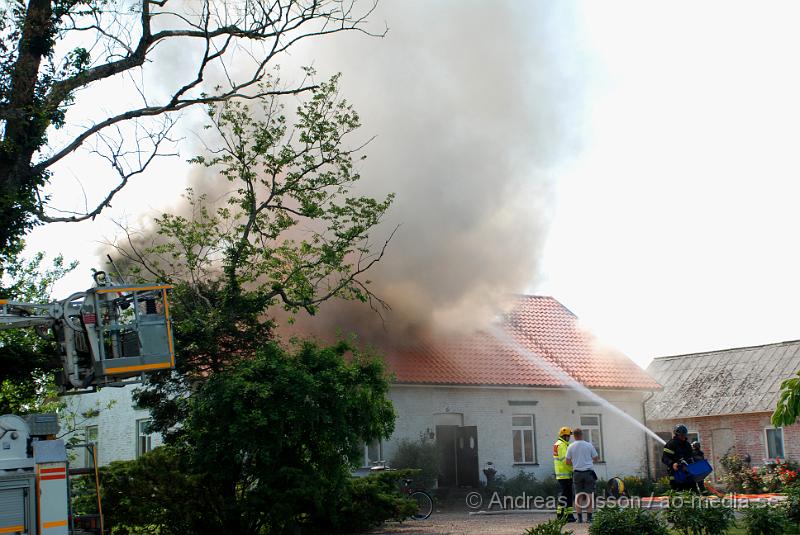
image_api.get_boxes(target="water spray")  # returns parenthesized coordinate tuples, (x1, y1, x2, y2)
(489, 325, 667, 446)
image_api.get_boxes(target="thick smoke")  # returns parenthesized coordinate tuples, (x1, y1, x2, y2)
(106, 1, 586, 347)
(282, 1, 585, 344)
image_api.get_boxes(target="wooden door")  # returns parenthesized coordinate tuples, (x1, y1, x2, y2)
(436, 425, 458, 487)
(711, 428, 734, 483)
(456, 426, 480, 488)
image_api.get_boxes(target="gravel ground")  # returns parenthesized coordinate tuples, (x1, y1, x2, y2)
(364, 512, 592, 535)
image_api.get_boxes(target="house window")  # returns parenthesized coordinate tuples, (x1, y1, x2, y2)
(687, 431, 700, 445)
(580, 414, 603, 461)
(136, 419, 154, 458)
(85, 425, 99, 467)
(512, 415, 537, 463)
(364, 439, 383, 467)
(765, 428, 784, 459)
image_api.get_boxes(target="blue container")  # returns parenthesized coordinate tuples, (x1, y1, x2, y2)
(675, 459, 713, 483)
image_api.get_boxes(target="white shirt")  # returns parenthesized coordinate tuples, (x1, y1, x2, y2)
(565, 439, 598, 471)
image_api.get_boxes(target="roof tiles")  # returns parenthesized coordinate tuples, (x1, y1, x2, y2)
(646, 340, 800, 419)
(384, 295, 661, 391)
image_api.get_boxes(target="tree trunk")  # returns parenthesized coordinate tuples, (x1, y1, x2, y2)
(0, 0, 54, 251)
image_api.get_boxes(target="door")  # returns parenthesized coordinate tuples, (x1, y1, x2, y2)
(711, 428, 734, 483)
(456, 426, 480, 488)
(436, 425, 458, 487)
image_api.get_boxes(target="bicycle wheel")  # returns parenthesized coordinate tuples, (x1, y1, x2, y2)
(410, 490, 433, 520)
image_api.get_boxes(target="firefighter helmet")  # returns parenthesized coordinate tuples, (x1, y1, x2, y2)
(558, 426, 572, 437)
(673, 424, 688, 436)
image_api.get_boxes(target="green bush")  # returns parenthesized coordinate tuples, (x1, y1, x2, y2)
(523, 517, 574, 535)
(389, 434, 439, 488)
(97, 341, 399, 535)
(664, 492, 735, 535)
(311, 470, 420, 533)
(741, 505, 790, 535)
(501, 471, 560, 498)
(99, 447, 204, 535)
(785, 482, 800, 524)
(588, 506, 669, 535)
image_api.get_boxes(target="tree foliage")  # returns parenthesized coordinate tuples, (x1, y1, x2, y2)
(0, 0, 382, 259)
(773, 371, 800, 427)
(108, 77, 393, 433)
(93, 340, 398, 535)
(0, 247, 76, 413)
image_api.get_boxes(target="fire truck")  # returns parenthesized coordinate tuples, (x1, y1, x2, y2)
(0, 272, 175, 534)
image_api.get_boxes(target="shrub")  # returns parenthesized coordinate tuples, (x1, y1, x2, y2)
(311, 470, 419, 533)
(588, 506, 669, 535)
(99, 446, 203, 535)
(389, 434, 439, 488)
(741, 505, 790, 535)
(786, 482, 800, 524)
(664, 492, 735, 535)
(502, 471, 560, 498)
(98, 341, 399, 535)
(720, 454, 798, 493)
(523, 517, 574, 535)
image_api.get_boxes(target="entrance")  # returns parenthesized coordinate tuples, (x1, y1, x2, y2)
(711, 428, 734, 484)
(436, 424, 479, 488)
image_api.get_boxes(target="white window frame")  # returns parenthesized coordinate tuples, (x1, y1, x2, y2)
(136, 418, 154, 458)
(579, 414, 604, 462)
(85, 425, 99, 467)
(687, 431, 700, 444)
(512, 414, 537, 464)
(764, 427, 785, 460)
(363, 439, 383, 467)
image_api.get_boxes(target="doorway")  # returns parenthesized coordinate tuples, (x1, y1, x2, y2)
(711, 428, 734, 484)
(436, 424, 479, 488)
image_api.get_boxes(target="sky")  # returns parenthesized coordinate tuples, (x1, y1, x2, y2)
(24, 0, 800, 368)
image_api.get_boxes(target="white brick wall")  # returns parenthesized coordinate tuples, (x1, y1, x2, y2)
(64, 382, 652, 482)
(385, 385, 651, 482)
(62, 385, 163, 467)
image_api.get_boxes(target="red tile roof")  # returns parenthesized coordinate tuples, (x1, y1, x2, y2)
(384, 296, 661, 391)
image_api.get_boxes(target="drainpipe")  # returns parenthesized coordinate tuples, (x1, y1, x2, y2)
(642, 391, 655, 480)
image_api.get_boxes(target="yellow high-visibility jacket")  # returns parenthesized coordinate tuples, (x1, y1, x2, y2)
(553, 438, 573, 480)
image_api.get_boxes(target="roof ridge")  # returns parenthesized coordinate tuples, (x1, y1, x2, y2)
(652, 338, 800, 361)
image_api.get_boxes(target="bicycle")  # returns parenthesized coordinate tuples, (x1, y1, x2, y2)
(370, 461, 433, 520)
(402, 477, 433, 520)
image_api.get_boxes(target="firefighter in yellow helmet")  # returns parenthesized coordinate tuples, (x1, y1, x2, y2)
(553, 426, 575, 522)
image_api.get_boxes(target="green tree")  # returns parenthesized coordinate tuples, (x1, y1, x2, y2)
(109, 76, 394, 434)
(0, 247, 76, 413)
(773, 372, 800, 427)
(0, 0, 382, 261)
(96, 340, 396, 535)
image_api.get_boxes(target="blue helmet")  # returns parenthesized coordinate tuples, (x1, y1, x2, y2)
(673, 424, 688, 436)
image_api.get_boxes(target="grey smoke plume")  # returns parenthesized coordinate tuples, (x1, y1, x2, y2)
(281, 1, 586, 343)
(107, 1, 586, 346)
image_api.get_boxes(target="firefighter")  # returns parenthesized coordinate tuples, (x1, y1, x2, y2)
(662, 424, 696, 491)
(692, 441, 705, 462)
(553, 426, 576, 522)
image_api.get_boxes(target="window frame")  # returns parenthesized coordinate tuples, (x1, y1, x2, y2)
(579, 413, 604, 462)
(363, 439, 383, 467)
(136, 418, 154, 458)
(85, 425, 99, 467)
(511, 414, 537, 464)
(764, 427, 785, 460)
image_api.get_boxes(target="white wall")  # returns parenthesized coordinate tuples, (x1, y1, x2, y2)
(385, 385, 650, 482)
(62, 385, 163, 467)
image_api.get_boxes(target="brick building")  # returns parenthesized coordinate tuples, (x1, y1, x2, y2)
(645, 340, 800, 483)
